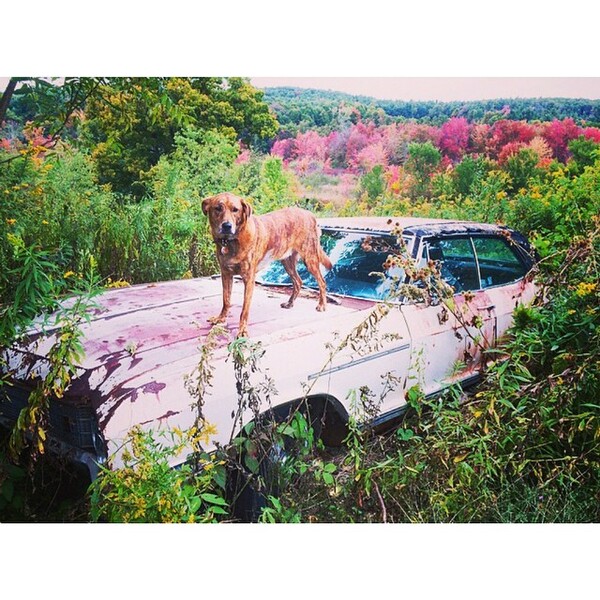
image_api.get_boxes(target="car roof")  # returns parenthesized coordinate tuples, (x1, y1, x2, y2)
(316, 216, 509, 237)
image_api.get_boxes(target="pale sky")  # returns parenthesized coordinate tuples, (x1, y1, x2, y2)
(250, 77, 600, 102)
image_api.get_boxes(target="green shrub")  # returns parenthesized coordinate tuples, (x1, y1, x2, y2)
(89, 426, 228, 523)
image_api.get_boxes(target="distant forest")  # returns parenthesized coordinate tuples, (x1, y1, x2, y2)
(264, 87, 600, 135)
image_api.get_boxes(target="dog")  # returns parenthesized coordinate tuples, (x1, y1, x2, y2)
(202, 192, 333, 337)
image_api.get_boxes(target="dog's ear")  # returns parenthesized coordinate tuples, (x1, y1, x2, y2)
(241, 199, 253, 221)
(201, 196, 213, 215)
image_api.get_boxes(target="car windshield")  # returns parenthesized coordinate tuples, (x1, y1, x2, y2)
(257, 229, 413, 301)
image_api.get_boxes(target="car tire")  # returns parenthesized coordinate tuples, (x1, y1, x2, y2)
(228, 396, 347, 522)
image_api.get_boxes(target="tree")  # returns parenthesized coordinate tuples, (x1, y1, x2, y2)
(0, 77, 106, 155)
(487, 119, 536, 159)
(2, 77, 278, 179)
(542, 118, 582, 163)
(568, 135, 600, 173)
(81, 77, 279, 197)
(0, 78, 18, 128)
(405, 141, 441, 198)
(452, 155, 490, 197)
(438, 117, 471, 162)
(360, 165, 386, 201)
(504, 148, 540, 193)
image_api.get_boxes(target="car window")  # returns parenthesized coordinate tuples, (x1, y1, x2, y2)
(473, 236, 527, 288)
(425, 237, 479, 292)
(257, 230, 412, 301)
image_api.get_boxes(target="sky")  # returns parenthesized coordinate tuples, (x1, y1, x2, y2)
(250, 77, 600, 102)
(2, 2, 599, 105)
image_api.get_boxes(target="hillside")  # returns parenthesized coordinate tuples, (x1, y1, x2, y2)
(263, 86, 600, 134)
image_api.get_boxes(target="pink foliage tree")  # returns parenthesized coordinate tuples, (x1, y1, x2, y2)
(487, 120, 536, 159)
(381, 124, 409, 165)
(469, 123, 491, 155)
(582, 126, 600, 144)
(271, 138, 296, 162)
(345, 123, 379, 171)
(293, 130, 328, 162)
(438, 117, 471, 162)
(353, 141, 389, 172)
(542, 118, 582, 162)
(498, 141, 526, 165)
(325, 129, 350, 170)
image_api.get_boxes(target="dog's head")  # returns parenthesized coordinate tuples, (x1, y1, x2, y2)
(202, 192, 253, 239)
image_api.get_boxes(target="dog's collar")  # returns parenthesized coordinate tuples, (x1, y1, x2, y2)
(215, 237, 236, 255)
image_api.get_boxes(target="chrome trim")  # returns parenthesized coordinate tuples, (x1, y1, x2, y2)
(308, 343, 410, 381)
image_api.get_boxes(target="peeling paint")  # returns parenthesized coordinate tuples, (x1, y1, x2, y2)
(1, 218, 539, 471)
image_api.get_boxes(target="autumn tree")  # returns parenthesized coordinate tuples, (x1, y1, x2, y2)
(438, 117, 471, 162)
(81, 77, 278, 197)
(542, 118, 582, 163)
(487, 119, 536, 159)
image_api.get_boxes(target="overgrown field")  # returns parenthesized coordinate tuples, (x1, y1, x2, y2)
(0, 78, 598, 522)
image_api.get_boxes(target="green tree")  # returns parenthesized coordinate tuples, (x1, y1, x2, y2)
(80, 77, 279, 197)
(568, 135, 600, 174)
(360, 165, 386, 202)
(405, 141, 441, 199)
(504, 148, 540, 193)
(452, 155, 491, 197)
(0, 77, 107, 157)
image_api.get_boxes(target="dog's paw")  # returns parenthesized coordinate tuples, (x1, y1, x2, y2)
(280, 301, 293, 309)
(316, 304, 326, 312)
(208, 315, 226, 325)
(236, 328, 248, 339)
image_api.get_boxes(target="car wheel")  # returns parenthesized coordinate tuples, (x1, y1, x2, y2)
(227, 397, 347, 522)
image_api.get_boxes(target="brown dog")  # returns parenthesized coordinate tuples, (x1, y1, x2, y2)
(202, 192, 333, 337)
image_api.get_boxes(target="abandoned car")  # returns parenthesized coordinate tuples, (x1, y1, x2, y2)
(0, 217, 538, 478)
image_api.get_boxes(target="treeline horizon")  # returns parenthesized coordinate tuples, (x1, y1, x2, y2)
(264, 86, 600, 134)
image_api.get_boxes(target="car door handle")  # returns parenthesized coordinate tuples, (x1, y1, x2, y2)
(477, 304, 496, 311)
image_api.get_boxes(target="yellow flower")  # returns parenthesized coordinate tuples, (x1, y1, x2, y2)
(106, 278, 130, 288)
(63, 271, 75, 278)
(6, 218, 16, 225)
(575, 282, 597, 297)
(42, 220, 49, 225)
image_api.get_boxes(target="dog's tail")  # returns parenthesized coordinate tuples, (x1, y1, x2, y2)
(315, 224, 333, 271)
(319, 246, 333, 271)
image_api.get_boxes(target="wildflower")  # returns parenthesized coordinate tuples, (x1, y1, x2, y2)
(42, 220, 49, 225)
(575, 282, 597, 297)
(6, 218, 16, 225)
(63, 271, 75, 278)
(106, 278, 130, 288)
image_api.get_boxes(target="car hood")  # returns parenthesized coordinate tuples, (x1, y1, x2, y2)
(14, 277, 369, 367)
(5, 277, 374, 418)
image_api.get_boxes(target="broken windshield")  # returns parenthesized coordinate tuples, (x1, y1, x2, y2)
(257, 229, 413, 301)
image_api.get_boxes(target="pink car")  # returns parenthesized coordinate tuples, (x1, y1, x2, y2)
(1, 217, 538, 479)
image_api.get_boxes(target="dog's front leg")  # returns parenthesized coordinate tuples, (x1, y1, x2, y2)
(237, 270, 256, 338)
(209, 270, 233, 325)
